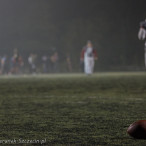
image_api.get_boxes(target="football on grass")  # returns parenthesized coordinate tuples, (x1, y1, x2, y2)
(127, 120, 146, 139)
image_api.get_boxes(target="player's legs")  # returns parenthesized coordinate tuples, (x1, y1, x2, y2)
(84, 58, 90, 74)
(84, 57, 94, 75)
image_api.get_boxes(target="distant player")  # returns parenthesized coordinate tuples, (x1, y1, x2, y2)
(28, 53, 37, 74)
(10, 48, 24, 74)
(80, 41, 98, 75)
(138, 19, 146, 67)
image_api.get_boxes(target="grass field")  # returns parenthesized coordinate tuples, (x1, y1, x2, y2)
(0, 72, 146, 145)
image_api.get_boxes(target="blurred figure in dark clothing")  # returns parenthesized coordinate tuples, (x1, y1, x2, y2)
(0, 55, 8, 74)
(49, 52, 59, 73)
(66, 53, 72, 72)
(10, 49, 24, 74)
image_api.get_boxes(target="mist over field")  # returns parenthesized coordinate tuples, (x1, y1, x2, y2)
(0, 0, 145, 71)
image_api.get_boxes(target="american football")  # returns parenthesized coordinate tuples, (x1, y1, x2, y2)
(127, 120, 146, 139)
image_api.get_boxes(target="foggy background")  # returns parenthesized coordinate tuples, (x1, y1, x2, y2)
(0, 0, 146, 72)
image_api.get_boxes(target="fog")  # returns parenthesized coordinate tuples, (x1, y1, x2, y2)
(0, 0, 145, 73)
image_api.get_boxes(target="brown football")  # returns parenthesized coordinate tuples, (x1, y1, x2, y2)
(127, 120, 146, 139)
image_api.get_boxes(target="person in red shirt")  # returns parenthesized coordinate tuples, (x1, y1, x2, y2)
(80, 41, 98, 75)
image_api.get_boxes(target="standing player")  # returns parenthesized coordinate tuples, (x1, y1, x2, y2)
(10, 48, 24, 74)
(138, 19, 146, 67)
(28, 53, 37, 74)
(80, 41, 98, 75)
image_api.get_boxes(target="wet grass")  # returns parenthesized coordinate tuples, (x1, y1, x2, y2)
(0, 72, 146, 145)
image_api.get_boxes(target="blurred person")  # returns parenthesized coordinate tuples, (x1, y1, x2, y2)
(42, 55, 48, 73)
(10, 49, 24, 74)
(0, 55, 8, 74)
(80, 41, 98, 75)
(66, 53, 72, 72)
(18, 55, 24, 74)
(138, 19, 146, 67)
(28, 53, 37, 74)
(49, 52, 59, 73)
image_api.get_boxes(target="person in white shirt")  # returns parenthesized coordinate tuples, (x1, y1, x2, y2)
(138, 19, 146, 67)
(80, 41, 98, 75)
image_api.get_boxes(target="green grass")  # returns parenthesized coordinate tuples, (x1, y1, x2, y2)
(0, 72, 146, 145)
